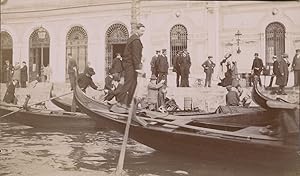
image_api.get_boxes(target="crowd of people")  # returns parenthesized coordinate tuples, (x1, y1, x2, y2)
(3, 21, 300, 113)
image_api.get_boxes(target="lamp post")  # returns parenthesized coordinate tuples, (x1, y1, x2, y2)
(235, 30, 242, 54)
(37, 26, 46, 81)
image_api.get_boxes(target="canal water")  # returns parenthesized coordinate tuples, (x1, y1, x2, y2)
(0, 122, 298, 176)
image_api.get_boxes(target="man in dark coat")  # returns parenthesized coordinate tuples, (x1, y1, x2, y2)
(20, 61, 28, 88)
(117, 23, 145, 108)
(104, 75, 125, 102)
(178, 50, 191, 87)
(110, 53, 123, 78)
(3, 79, 18, 104)
(202, 56, 215, 87)
(77, 67, 99, 93)
(172, 50, 182, 87)
(156, 49, 169, 85)
(292, 49, 300, 87)
(251, 53, 264, 87)
(268, 56, 279, 88)
(150, 50, 160, 77)
(2, 60, 13, 84)
(276, 54, 290, 95)
(67, 53, 77, 91)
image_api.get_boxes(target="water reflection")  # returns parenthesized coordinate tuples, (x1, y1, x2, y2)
(0, 122, 298, 176)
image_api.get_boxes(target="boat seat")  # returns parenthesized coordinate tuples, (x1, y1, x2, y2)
(234, 126, 279, 140)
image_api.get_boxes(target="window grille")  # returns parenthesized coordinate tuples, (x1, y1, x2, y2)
(170, 24, 188, 66)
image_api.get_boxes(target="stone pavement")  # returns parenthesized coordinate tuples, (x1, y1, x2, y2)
(0, 74, 299, 112)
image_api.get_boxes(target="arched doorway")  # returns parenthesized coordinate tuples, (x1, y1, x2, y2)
(29, 28, 50, 82)
(105, 23, 129, 75)
(265, 22, 285, 66)
(170, 24, 188, 66)
(66, 26, 88, 80)
(1, 31, 13, 83)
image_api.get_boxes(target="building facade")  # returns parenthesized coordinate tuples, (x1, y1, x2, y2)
(1, 0, 300, 84)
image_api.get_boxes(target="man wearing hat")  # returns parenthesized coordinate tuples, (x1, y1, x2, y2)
(147, 75, 165, 111)
(172, 50, 182, 87)
(251, 53, 264, 87)
(292, 49, 300, 87)
(150, 50, 160, 77)
(156, 49, 169, 85)
(77, 67, 100, 93)
(268, 55, 279, 88)
(178, 50, 191, 87)
(275, 53, 290, 95)
(202, 56, 216, 87)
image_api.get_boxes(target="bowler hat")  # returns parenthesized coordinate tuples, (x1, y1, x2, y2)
(87, 67, 95, 75)
(208, 56, 213, 58)
(150, 75, 157, 80)
(254, 53, 259, 56)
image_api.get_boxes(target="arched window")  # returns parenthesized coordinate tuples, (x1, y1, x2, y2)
(105, 23, 129, 75)
(265, 22, 285, 66)
(170, 24, 188, 66)
(66, 26, 88, 79)
(29, 28, 50, 82)
(0, 31, 13, 68)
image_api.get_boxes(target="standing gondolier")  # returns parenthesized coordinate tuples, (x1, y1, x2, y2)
(268, 55, 279, 88)
(114, 23, 146, 109)
(276, 53, 290, 95)
(20, 61, 28, 88)
(67, 53, 77, 91)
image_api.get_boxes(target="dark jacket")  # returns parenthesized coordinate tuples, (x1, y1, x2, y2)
(77, 73, 98, 92)
(3, 82, 16, 104)
(122, 34, 143, 70)
(202, 60, 215, 74)
(173, 54, 181, 74)
(292, 54, 300, 71)
(20, 65, 28, 82)
(2, 63, 13, 82)
(105, 83, 124, 102)
(272, 60, 279, 76)
(157, 55, 169, 73)
(251, 57, 264, 75)
(178, 55, 191, 74)
(104, 75, 114, 90)
(276, 58, 289, 86)
(150, 55, 158, 75)
(226, 90, 240, 106)
(111, 57, 123, 74)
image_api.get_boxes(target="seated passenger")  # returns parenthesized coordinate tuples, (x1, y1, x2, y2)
(104, 75, 125, 103)
(225, 85, 240, 106)
(147, 75, 165, 111)
(235, 84, 252, 107)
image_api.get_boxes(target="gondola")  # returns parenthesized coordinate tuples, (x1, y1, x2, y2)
(252, 79, 299, 110)
(74, 85, 299, 163)
(0, 102, 96, 131)
(50, 85, 81, 112)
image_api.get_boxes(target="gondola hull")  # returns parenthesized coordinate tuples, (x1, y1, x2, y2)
(74, 85, 299, 164)
(0, 104, 97, 131)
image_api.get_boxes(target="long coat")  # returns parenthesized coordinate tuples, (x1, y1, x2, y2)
(178, 55, 191, 75)
(110, 57, 123, 74)
(20, 65, 28, 82)
(150, 55, 158, 76)
(251, 58, 264, 75)
(156, 55, 169, 74)
(276, 58, 289, 86)
(202, 60, 215, 75)
(3, 82, 16, 104)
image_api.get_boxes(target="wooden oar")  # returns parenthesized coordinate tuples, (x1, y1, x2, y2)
(0, 91, 73, 119)
(115, 71, 145, 175)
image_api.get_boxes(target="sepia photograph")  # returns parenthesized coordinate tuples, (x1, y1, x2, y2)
(0, 0, 299, 175)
